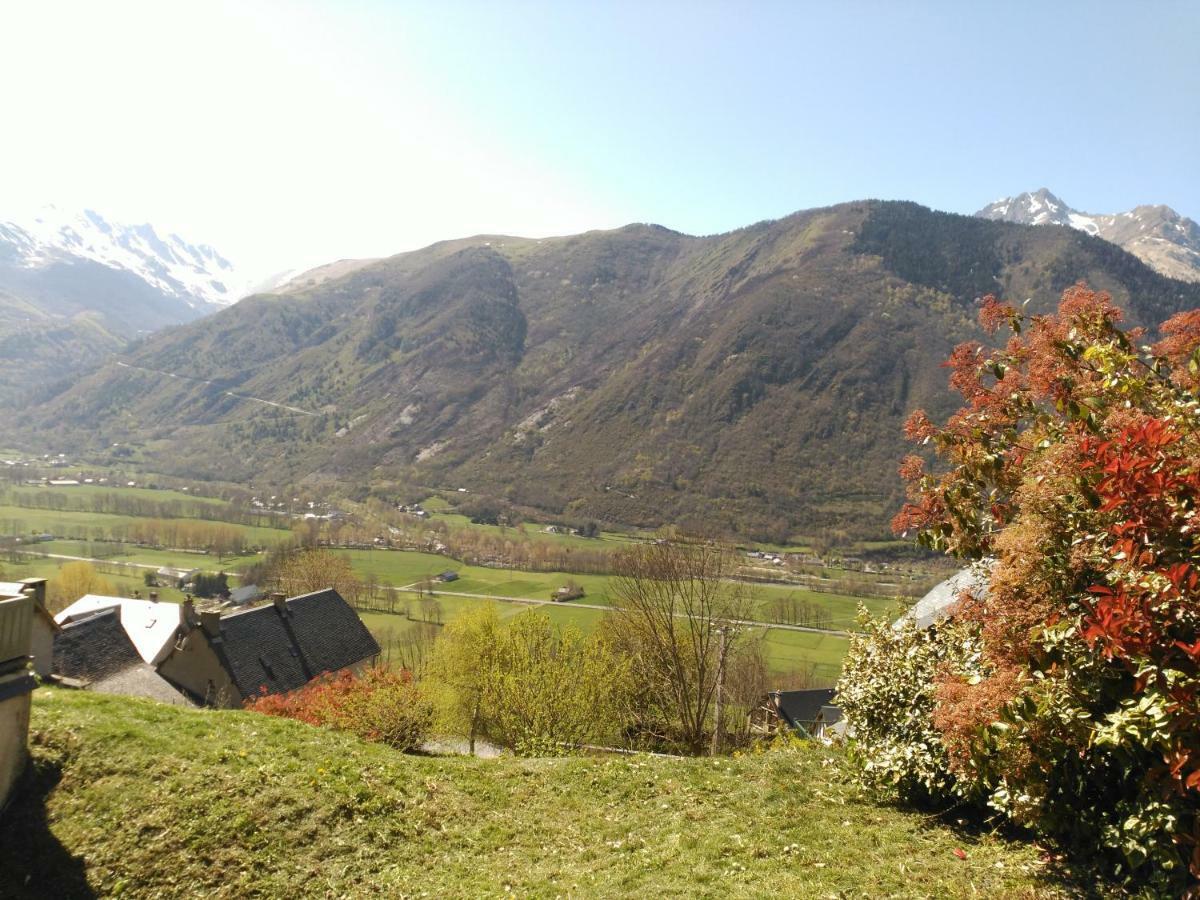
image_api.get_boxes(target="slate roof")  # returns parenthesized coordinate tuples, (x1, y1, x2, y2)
(91, 663, 195, 707)
(53, 609, 143, 682)
(56, 595, 184, 665)
(208, 589, 380, 699)
(770, 688, 838, 730)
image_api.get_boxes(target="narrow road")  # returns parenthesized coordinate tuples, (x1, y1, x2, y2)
(116, 361, 321, 416)
(38, 552, 160, 570)
(393, 582, 851, 637)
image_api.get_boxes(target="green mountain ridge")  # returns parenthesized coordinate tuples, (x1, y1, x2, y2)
(23, 200, 1200, 540)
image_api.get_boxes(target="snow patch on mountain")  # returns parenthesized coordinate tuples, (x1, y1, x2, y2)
(0, 206, 248, 308)
(976, 189, 1200, 283)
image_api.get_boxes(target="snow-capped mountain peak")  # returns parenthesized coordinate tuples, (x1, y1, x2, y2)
(976, 190, 1200, 283)
(0, 206, 244, 308)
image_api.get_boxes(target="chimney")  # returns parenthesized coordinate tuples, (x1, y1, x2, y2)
(19, 577, 47, 609)
(270, 592, 287, 614)
(148, 591, 159, 602)
(182, 597, 197, 627)
(200, 610, 222, 638)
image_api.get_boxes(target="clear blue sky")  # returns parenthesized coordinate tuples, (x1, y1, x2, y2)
(3, 0, 1197, 275)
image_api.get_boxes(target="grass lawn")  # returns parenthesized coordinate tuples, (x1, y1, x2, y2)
(335, 548, 883, 628)
(335, 548, 616, 601)
(0, 689, 1093, 898)
(757, 627, 851, 682)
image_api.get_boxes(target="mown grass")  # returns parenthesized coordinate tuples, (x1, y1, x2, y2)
(335, 548, 879, 627)
(0, 689, 1088, 899)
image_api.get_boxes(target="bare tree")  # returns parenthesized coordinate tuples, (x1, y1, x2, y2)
(607, 540, 751, 754)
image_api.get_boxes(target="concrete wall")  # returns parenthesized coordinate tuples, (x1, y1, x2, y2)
(0, 672, 34, 814)
(29, 613, 55, 679)
(157, 629, 241, 708)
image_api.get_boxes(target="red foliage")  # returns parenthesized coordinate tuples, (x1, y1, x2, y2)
(891, 282, 1200, 883)
(1154, 309, 1200, 391)
(246, 668, 428, 747)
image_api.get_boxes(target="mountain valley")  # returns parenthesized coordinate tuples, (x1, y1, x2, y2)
(20, 199, 1200, 541)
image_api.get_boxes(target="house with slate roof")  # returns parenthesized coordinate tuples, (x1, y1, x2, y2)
(754, 688, 845, 740)
(55, 595, 184, 666)
(158, 589, 380, 708)
(53, 608, 145, 682)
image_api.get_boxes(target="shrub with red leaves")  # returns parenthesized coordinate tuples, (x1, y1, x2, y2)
(858, 283, 1200, 892)
(246, 668, 433, 751)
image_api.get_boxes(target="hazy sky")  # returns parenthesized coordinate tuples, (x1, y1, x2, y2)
(3, 0, 1197, 278)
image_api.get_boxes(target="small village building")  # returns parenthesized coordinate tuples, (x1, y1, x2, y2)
(53, 609, 144, 682)
(158, 589, 380, 708)
(155, 567, 201, 590)
(894, 563, 992, 631)
(552, 584, 585, 602)
(227, 584, 262, 607)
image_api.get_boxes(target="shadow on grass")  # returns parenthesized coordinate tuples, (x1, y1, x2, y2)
(0, 755, 95, 899)
(908, 801, 1125, 899)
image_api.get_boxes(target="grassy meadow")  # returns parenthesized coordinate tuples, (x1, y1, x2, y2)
(0, 689, 1091, 899)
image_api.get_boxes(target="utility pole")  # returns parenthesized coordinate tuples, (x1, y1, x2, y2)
(711, 625, 730, 756)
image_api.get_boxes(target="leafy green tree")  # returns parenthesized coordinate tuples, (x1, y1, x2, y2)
(430, 609, 632, 755)
(481, 612, 632, 755)
(428, 606, 500, 755)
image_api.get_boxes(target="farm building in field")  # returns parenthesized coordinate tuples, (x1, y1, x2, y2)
(155, 567, 201, 590)
(157, 589, 380, 708)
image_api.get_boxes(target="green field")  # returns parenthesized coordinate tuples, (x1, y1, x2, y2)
(0, 482, 229, 510)
(0, 504, 291, 547)
(0, 555, 193, 604)
(1, 540, 861, 677)
(335, 548, 887, 628)
(30, 540, 262, 572)
(358, 601, 847, 682)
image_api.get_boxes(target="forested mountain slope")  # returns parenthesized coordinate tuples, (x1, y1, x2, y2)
(27, 201, 1200, 540)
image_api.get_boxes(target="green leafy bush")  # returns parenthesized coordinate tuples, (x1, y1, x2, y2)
(837, 612, 980, 806)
